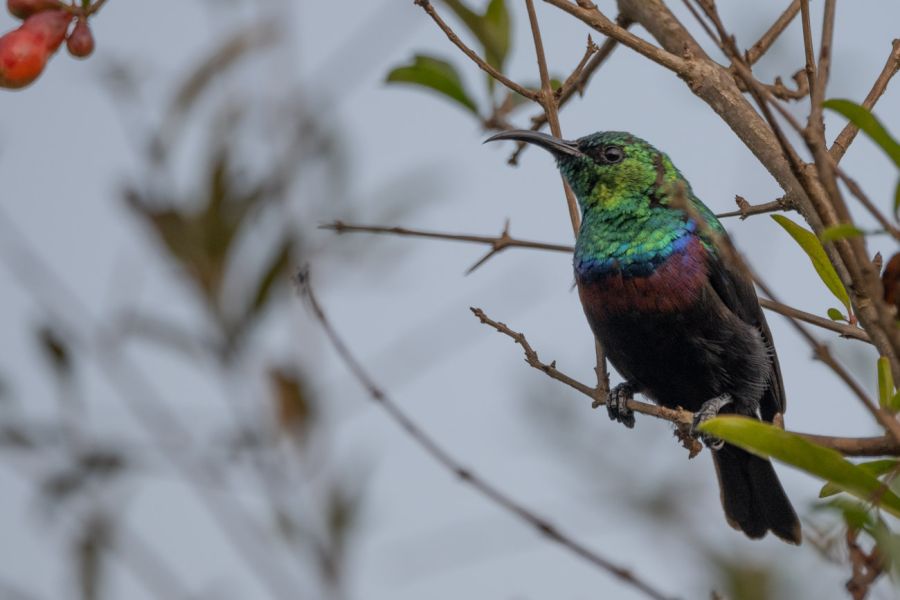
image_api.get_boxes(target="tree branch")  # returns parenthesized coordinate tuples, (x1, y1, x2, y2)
(830, 39, 900, 162)
(472, 304, 899, 457)
(715, 195, 789, 220)
(524, 0, 611, 403)
(507, 19, 631, 166)
(542, 1, 688, 74)
(414, 0, 539, 101)
(321, 220, 872, 342)
(297, 270, 680, 600)
(525, 0, 581, 232)
(745, 0, 801, 65)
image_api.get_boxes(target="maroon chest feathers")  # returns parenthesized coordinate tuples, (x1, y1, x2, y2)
(576, 236, 711, 317)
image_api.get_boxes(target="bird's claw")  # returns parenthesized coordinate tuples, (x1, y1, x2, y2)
(607, 382, 637, 429)
(690, 393, 733, 450)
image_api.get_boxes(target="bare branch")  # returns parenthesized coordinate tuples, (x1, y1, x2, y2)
(833, 168, 900, 241)
(525, 0, 611, 403)
(525, 0, 582, 231)
(830, 39, 900, 162)
(715, 195, 790, 220)
(507, 19, 631, 165)
(798, 0, 818, 98)
(745, 0, 801, 65)
(758, 298, 869, 343)
(472, 304, 899, 458)
(558, 35, 601, 98)
(542, 0, 688, 74)
(754, 276, 900, 445)
(320, 221, 572, 254)
(322, 220, 875, 343)
(414, 0, 539, 102)
(297, 271, 680, 600)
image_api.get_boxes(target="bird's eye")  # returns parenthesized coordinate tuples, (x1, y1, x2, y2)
(601, 145, 624, 164)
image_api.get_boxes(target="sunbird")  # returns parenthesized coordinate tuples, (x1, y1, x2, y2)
(486, 129, 801, 544)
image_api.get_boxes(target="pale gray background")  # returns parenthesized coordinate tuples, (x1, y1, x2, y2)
(1, 1, 899, 599)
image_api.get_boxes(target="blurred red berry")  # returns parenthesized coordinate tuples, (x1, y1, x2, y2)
(21, 8, 71, 52)
(883, 253, 900, 312)
(66, 19, 92, 58)
(0, 28, 47, 88)
(7, 0, 59, 20)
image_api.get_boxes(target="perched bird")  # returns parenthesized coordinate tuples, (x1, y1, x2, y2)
(486, 129, 801, 544)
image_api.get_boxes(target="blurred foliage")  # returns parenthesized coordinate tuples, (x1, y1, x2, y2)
(387, 54, 479, 115)
(385, 0, 561, 125)
(0, 12, 372, 600)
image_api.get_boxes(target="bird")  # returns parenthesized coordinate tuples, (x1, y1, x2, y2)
(485, 129, 801, 544)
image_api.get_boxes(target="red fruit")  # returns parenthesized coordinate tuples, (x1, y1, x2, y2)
(21, 9, 71, 52)
(7, 0, 59, 19)
(0, 28, 47, 88)
(66, 19, 92, 58)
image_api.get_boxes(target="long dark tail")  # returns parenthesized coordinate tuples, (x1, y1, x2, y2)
(712, 444, 802, 544)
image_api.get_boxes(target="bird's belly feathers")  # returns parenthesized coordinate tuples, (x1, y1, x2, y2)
(575, 238, 769, 411)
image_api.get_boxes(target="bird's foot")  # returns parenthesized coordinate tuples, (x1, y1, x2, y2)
(606, 382, 638, 429)
(690, 394, 733, 450)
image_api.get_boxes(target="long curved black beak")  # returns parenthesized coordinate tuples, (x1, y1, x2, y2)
(484, 130, 584, 159)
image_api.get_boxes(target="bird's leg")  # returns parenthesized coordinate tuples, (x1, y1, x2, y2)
(690, 393, 733, 450)
(607, 381, 639, 429)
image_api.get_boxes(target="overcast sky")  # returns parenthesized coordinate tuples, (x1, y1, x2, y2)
(2, 2, 900, 599)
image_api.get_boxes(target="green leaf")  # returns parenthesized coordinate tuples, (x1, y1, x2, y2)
(482, 0, 511, 71)
(771, 214, 851, 311)
(827, 307, 846, 322)
(895, 177, 900, 219)
(824, 99, 900, 168)
(443, 0, 510, 71)
(819, 459, 899, 497)
(699, 416, 900, 517)
(878, 356, 896, 410)
(386, 55, 479, 115)
(820, 223, 864, 243)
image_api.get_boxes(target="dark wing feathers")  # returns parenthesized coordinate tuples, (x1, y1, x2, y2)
(706, 247, 786, 421)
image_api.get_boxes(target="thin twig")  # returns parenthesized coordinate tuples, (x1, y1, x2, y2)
(525, 0, 610, 404)
(320, 221, 571, 254)
(805, 0, 835, 158)
(558, 36, 601, 98)
(798, 0, 818, 95)
(758, 298, 869, 343)
(745, 0, 801, 65)
(541, 0, 687, 75)
(322, 220, 872, 342)
(830, 39, 900, 162)
(414, 0, 539, 101)
(754, 276, 900, 445)
(297, 270, 680, 600)
(0, 209, 304, 600)
(472, 304, 898, 457)
(525, 0, 581, 232)
(508, 19, 631, 165)
(833, 167, 900, 240)
(688, 0, 808, 102)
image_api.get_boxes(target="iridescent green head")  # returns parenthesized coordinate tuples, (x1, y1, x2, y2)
(485, 130, 685, 214)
